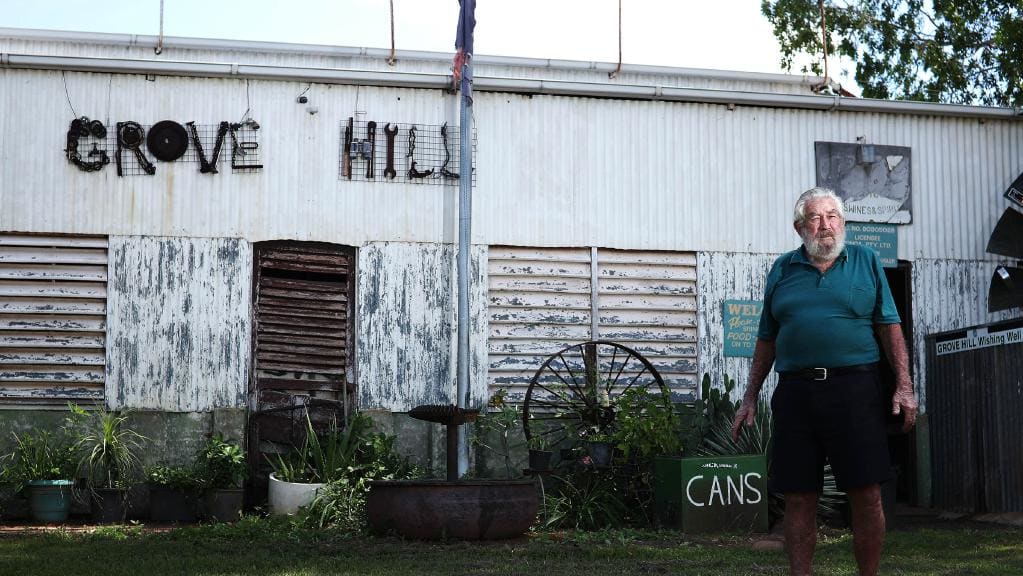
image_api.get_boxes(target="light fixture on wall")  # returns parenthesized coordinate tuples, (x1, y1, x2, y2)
(856, 136, 876, 164)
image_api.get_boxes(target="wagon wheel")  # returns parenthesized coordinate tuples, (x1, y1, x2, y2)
(521, 340, 671, 451)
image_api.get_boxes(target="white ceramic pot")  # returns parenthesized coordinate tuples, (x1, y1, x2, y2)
(268, 473, 325, 515)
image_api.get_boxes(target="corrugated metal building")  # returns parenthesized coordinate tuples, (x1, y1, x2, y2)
(1, 28, 1020, 508)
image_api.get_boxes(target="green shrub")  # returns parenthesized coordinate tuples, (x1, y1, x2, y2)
(195, 433, 246, 491)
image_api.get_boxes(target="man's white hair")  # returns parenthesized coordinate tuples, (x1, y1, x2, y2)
(793, 187, 845, 228)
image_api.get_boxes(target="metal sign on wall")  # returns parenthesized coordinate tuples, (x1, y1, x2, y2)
(815, 141, 912, 224)
(722, 300, 762, 357)
(845, 223, 898, 268)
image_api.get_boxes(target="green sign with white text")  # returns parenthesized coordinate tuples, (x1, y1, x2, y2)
(846, 222, 898, 268)
(681, 455, 768, 533)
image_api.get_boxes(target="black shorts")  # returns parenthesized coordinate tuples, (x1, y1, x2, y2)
(769, 369, 892, 493)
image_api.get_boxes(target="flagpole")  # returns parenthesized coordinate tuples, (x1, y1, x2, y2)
(455, 0, 475, 478)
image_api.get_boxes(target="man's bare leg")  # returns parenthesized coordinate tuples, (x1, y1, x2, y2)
(784, 492, 818, 576)
(847, 484, 884, 576)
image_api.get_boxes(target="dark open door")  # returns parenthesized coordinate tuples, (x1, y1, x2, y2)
(247, 241, 356, 501)
(879, 261, 915, 507)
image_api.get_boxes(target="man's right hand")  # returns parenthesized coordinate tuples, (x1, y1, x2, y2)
(731, 400, 757, 442)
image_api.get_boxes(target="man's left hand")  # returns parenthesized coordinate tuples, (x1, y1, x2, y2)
(891, 384, 918, 433)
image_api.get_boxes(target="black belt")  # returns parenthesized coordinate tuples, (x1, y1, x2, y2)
(778, 363, 876, 381)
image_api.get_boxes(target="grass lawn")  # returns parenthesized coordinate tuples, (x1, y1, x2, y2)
(0, 516, 1020, 576)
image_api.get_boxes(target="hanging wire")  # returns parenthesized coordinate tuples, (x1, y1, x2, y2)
(238, 79, 252, 123)
(61, 71, 78, 118)
(155, 0, 165, 55)
(818, 0, 830, 88)
(387, 0, 397, 66)
(608, 0, 623, 79)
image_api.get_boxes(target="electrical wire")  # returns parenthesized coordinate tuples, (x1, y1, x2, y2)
(155, 0, 165, 55)
(609, 0, 622, 80)
(387, 0, 397, 66)
(819, 0, 830, 87)
(61, 71, 78, 118)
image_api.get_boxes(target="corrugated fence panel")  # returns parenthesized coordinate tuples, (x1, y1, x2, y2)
(597, 249, 698, 401)
(697, 251, 781, 402)
(927, 318, 1023, 513)
(487, 246, 592, 403)
(911, 259, 1017, 411)
(0, 234, 107, 407)
(357, 242, 488, 412)
(106, 236, 251, 411)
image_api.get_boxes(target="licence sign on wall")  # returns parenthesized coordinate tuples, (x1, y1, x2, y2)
(722, 300, 762, 357)
(845, 222, 898, 268)
(682, 455, 768, 533)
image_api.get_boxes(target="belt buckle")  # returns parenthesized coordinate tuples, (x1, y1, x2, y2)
(812, 367, 827, 381)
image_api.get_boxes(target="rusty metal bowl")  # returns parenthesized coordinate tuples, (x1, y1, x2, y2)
(367, 479, 538, 540)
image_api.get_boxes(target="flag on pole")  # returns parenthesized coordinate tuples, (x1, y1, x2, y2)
(453, 0, 476, 98)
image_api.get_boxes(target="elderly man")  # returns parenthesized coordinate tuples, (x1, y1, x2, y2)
(732, 187, 918, 576)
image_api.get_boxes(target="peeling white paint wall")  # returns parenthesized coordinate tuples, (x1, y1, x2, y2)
(106, 236, 252, 411)
(356, 242, 488, 412)
(697, 251, 780, 402)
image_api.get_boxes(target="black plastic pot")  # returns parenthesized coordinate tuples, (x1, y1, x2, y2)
(149, 485, 198, 523)
(586, 441, 613, 468)
(204, 488, 243, 522)
(527, 449, 553, 471)
(90, 487, 128, 524)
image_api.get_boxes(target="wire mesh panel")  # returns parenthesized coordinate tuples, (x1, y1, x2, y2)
(64, 117, 262, 176)
(338, 119, 477, 186)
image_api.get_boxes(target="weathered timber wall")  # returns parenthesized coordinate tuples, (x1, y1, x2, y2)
(356, 242, 488, 412)
(106, 236, 252, 411)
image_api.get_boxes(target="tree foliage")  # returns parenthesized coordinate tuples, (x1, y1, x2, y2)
(762, 0, 1023, 106)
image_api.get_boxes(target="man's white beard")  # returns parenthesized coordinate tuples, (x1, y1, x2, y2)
(802, 229, 845, 261)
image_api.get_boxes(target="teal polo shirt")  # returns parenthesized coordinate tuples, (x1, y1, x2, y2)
(757, 244, 901, 371)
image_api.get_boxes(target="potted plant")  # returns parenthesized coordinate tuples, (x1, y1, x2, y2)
(583, 428, 614, 468)
(1, 406, 85, 524)
(146, 464, 201, 523)
(195, 433, 246, 522)
(0, 427, 79, 523)
(527, 432, 553, 471)
(72, 405, 148, 523)
(267, 413, 369, 515)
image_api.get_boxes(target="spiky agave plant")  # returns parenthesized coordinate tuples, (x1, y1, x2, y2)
(695, 394, 846, 521)
(73, 405, 148, 491)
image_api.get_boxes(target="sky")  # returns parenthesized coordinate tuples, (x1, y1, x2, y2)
(3, 0, 832, 78)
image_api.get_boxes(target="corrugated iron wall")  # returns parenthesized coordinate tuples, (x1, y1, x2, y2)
(926, 318, 1023, 513)
(911, 259, 1017, 410)
(487, 246, 697, 403)
(1, 66, 1020, 262)
(356, 242, 488, 412)
(106, 236, 251, 411)
(0, 233, 107, 407)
